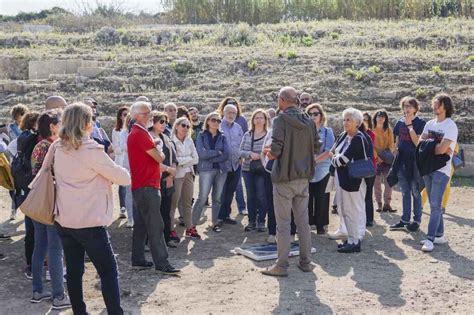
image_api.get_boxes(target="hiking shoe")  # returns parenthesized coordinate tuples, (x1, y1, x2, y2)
(389, 221, 407, 230)
(24, 266, 33, 280)
(212, 225, 222, 233)
(156, 264, 181, 275)
(31, 291, 52, 303)
(52, 294, 71, 310)
(267, 235, 276, 244)
(244, 222, 256, 232)
(383, 204, 396, 212)
(405, 222, 420, 232)
(420, 236, 448, 245)
(261, 265, 288, 277)
(132, 261, 153, 269)
(223, 218, 237, 225)
(421, 239, 434, 252)
(185, 227, 201, 239)
(169, 230, 180, 242)
(297, 262, 315, 272)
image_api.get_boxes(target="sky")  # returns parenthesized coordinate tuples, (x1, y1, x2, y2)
(0, 0, 163, 16)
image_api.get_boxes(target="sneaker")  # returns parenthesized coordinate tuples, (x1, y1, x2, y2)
(169, 230, 180, 242)
(0, 233, 11, 239)
(223, 218, 237, 225)
(24, 266, 33, 280)
(316, 227, 326, 234)
(126, 222, 134, 228)
(178, 216, 185, 227)
(52, 294, 71, 310)
(267, 235, 276, 244)
(337, 242, 361, 253)
(10, 209, 16, 220)
(185, 227, 201, 239)
(256, 223, 266, 233)
(240, 209, 248, 215)
(132, 261, 154, 269)
(244, 222, 256, 232)
(31, 291, 52, 303)
(420, 236, 448, 245)
(421, 239, 434, 252)
(405, 222, 420, 232)
(212, 225, 222, 233)
(389, 221, 407, 230)
(328, 230, 347, 240)
(366, 221, 374, 228)
(310, 225, 317, 231)
(45, 269, 51, 281)
(167, 240, 178, 248)
(261, 265, 288, 277)
(119, 207, 126, 219)
(156, 264, 181, 275)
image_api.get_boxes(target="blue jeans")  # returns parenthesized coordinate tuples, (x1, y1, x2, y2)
(55, 223, 122, 315)
(242, 171, 267, 225)
(219, 166, 242, 220)
(236, 176, 246, 212)
(398, 169, 422, 224)
(32, 221, 64, 298)
(424, 171, 449, 241)
(192, 169, 227, 226)
(118, 185, 126, 209)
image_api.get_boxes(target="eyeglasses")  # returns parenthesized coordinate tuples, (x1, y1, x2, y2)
(210, 118, 222, 123)
(158, 119, 167, 124)
(309, 112, 320, 117)
(226, 100, 237, 105)
(137, 111, 151, 116)
(180, 123, 190, 129)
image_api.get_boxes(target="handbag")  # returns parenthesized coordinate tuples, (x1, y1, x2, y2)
(378, 149, 395, 165)
(249, 132, 266, 176)
(347, 135, 376, 179)
(0, 153, 14, 191)
(19, 142, 57, 225)
(452, 146, 465, 170)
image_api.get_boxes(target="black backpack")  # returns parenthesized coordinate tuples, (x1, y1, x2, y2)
(11, 130, 38, 191)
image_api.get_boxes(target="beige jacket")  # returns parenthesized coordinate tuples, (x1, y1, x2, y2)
(48, 139, 131, 229)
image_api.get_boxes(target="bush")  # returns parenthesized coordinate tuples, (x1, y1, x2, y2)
(287, 50, 297, 59)
(368, 65, 381, 73)
(467, 55, 474, 62)
(216, 23, 256, 47)
(329, 32, 339, 40)
(415, 87, 428, 99)
(431, 65, 442, 75)
(301, 36, 313, 47)
(95, 26, 120, 46)
(247, 59, 258, 71)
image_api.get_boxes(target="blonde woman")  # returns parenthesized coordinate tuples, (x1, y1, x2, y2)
(171, 116, 199, 239)
(43, 103, 130, 314)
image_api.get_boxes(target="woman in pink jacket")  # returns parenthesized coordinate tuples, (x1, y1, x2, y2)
(41, 103, 130, 315)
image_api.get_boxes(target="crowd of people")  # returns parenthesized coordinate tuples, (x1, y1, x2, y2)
(0, 88, 459, 313)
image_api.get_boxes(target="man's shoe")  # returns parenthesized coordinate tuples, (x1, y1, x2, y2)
(337, 242, 361, 253)
(261, 265, 288, 277)
(405, 222, 420, 232)
(31, 291, 52, 303)
(389, 221, 407, 230)
(185, 227, 201, 239)
(132, 261, 153, 269)
(420, 236, 448, 245)
(244, 222, 256, 232)
(328, 230, 347, 240)
(366, 221, 374, 228)
(337, 240, 348, 249)
(167, 241, 178, 248)
(212, 225, 222, 233)
(297, 262, 315, 272)
(156, 264, 181, 275)
(384, 204, 396, 212)
(267, 235, 276, 244)
(169, 230, 180, 242)
(223, 218, 237, 225)
(52, 294, 71, 310)
(376, 204, 383, 213)
(0, 233, 11, 239)
(421, 239, 434, 252)
(24, 266, 33, 280)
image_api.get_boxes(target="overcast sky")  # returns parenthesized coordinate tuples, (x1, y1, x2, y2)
(0, 0, 163, 16)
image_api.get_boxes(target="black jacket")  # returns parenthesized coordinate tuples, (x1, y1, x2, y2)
(415, 139, 450, 177)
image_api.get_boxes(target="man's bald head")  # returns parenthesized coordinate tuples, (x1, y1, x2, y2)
(278, 86, 298, 110)
(136, 96, 150, 102)
(299, 92, 312, 108)
(45, 96, 67, 110)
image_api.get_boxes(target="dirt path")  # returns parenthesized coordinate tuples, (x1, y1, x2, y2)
(0, 180, 473, 314)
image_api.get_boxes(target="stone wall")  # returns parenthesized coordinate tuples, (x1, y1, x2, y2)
(28, 59, 104, 80)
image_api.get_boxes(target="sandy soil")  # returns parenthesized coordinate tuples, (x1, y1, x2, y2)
(0, 179, 473, 314)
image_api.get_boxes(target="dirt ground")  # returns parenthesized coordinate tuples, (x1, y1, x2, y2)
(0, 178, 473, 314)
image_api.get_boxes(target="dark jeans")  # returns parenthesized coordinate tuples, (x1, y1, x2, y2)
(398, 168, 422, 224)
(132, 187, 169, 268)
(55, 223, 122, 315)
(264, 174, 296, 236)
(218, 166, 242, 220)
(235, 176, 246, 212)
(365, 176, 375, 224)
(242, 171, 268, 224)
(160, 186, 173, 243)
(25, 216, 35, 267)
(308, 173, 331, 228)
(118, 186, 126, 209)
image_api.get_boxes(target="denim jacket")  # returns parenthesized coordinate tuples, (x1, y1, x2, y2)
(196, 130, 230, 173)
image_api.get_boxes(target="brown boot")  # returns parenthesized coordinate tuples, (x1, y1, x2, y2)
(261, 265, 288, 277)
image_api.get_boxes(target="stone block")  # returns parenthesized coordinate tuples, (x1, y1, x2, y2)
(77, 67, 104, 78)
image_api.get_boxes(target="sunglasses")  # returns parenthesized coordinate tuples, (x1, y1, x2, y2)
(210, 118, 222, 123)
(158, 119, 167, 124)
(180, 123, 190, 129)
(309, 112, 320, 117)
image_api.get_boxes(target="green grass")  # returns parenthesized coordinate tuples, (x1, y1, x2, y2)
(451, 176, 474, 187)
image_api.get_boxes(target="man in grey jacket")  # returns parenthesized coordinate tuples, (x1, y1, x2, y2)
(262, 86, 320, 277)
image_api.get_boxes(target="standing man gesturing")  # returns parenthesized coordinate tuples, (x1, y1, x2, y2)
(262, 87, 320, 277)
(128, 101, 180, 275)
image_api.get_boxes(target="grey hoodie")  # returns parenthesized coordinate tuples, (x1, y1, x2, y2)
(270, 106, 321, 183)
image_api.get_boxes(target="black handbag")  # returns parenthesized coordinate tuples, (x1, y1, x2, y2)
(347, 135, 376, 179)
(249, 132, 266, 176)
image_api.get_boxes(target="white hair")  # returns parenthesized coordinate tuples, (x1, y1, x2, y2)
(164, 102, 177, 110)
(223, 104, 237, 113)
(342, 107, 363, 127)
(130, 101, 151, 119)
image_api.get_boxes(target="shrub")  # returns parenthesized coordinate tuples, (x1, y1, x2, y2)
(216, 23, 256, 47)
(415, 87, 428, 99)
(287, 50, 297, 59)
(431, 65, 442, 75)
(301, 35, 313, 47)
(247, 59, 258, 71)
(468, 55, 474, 62)
(329, 32, 339, 40)
(368, 65, 381, 73)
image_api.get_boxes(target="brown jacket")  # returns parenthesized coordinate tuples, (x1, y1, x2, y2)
(270, 106, 321, 183)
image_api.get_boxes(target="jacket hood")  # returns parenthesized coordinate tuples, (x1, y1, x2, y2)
(279, 107, 309, 130)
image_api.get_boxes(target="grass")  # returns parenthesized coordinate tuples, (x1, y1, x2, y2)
(451, 176, 474, 188)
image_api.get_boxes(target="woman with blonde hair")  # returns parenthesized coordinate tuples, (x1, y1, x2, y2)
(41, 102, 130, 314)
(240, 109, 270, 232)
(170, 116, 199, 239)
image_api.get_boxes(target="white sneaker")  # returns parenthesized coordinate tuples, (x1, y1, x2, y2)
(240, 209, 248, 215)
(267, 235, 276, 244)
(310, 225, 317, 231)
(126, 222, 134, 228)
(328, 230, 348, 240)
(10, 209, 16, 220)
(420, 236, 448, 245)
(422, 239, 434, 252)
(45, 269, 51, 281)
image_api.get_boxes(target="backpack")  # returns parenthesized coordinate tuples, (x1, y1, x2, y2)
(11, 130, 38, 191)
